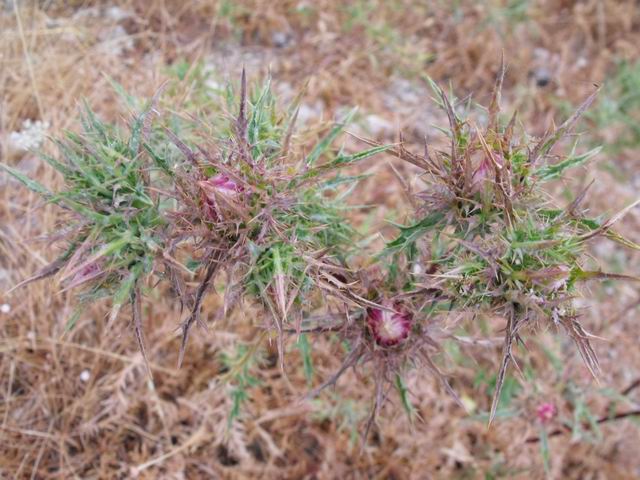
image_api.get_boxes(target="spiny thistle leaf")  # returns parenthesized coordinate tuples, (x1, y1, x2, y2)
(305, 108, 357, 166)
(536, 146, 602, 181)
(0, 162, 51, 196)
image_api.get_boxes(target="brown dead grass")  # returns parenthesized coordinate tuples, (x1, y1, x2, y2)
(1, 1, 640, 478)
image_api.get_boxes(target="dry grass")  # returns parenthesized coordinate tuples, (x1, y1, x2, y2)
(1, 1, 640, 478)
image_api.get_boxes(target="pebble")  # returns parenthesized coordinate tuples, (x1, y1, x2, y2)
(362, 114, 394, 137)
(272, 31, 292, 48)
(297, 101, 324, 125)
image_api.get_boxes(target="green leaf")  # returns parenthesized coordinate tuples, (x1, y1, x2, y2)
(539, 427, 551, 474)
(293, 145, 388, 187)
(395, 374, 415, 421)
(296, 334, 314, 384)
(108, 266, 140, 323)
(319, 173, 370, 191)
(305, 108, 357, 166)
(571, 266, 640, 283)
(248, 77, 272, 148)
(384, 211, 446, 253)
(143, 143, 175, 177)
(40, 152, 72, 176)
(128, 113, 145, 156)
(535, 146, 601, 181)
(64, 308, 82, 333)
(88, 235, 133, 264)
(0, 162, 51, 196)
(104, 75, 139, 109)
(605, 229, 640, 251)
(81, 102, 109, 142)
(60, 198, 110, 224)
(330, 144, 389, 168)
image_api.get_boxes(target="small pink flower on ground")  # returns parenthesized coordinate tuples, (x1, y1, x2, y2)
(536, 402, 557, 424)
(367, 302, 412, 347)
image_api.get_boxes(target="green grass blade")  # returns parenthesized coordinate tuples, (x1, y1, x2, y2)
(104, 75, 138, 109)
(395, 374, 415, 422)
(143, 143, 174, 175)
(305, 108, 357, 166)
(297, 333, 314, 384)
(248, 76, 272, 149)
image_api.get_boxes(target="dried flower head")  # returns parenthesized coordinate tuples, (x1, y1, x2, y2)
(367, 302, 412, 347)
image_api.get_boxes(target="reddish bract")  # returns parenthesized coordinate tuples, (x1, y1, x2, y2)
(198, 174, 243, 221)
(367, 302, 412, 347)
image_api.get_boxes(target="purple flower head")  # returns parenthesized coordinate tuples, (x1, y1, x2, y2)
(367, 301, 413, 347)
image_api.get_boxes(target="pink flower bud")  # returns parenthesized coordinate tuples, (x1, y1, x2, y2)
(367, 302, 412, 347)
(199, 174, 243, 198)
(471, 157, 491, 189)
(198, 174, 243, 221)
(536, 402, 557, 424)
(67, 261, 103, 289)
(471, 151, 503, 193)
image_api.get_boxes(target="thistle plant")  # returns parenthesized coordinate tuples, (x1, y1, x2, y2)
(154, 71, 386, 368)
(2, 99, 170, 371)
(294, 62, 640, 437)
(3, 64, 639, 440)
(363, 62, 640, 424)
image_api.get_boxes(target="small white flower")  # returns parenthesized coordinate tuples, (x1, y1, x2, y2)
(205, 78, 223, 91)
(0, 303, 10, 313)
(106, 6, 131, 22)
(79, 370, 91, 382)
(8, 119, 50, 152)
